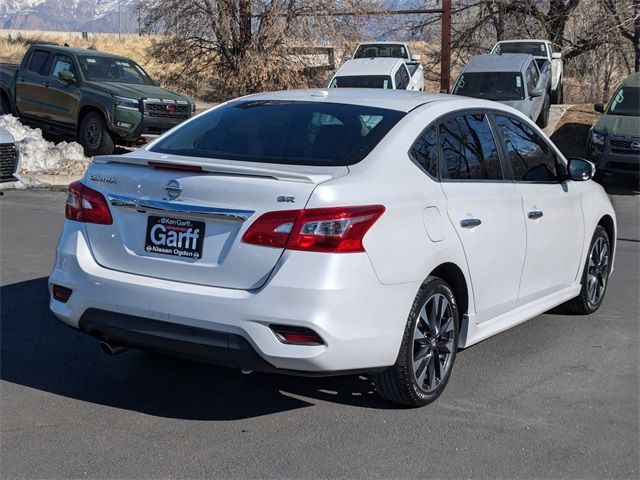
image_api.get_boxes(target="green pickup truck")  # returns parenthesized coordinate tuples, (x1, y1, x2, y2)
(0, 44, 195, 156)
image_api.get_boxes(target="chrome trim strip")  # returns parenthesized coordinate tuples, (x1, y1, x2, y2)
(108, 194, 254, 221)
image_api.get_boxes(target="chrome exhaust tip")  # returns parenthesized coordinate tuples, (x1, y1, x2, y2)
(99, 340, 128, 356)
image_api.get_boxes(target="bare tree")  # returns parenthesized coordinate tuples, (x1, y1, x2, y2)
(138, 0, 376, 100)
(602, 0, 640, 71)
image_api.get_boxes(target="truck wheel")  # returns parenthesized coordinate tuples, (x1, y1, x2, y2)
(79, 112, 114, 157)
(0, 92, 12, 115)
(551, 83, 563, 104)
(373, 276, 459, 407)
(537, 95, 551, 129)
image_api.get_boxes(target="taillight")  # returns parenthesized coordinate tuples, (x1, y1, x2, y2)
(65, 181, 113, 225)
(242, 205, 385, 253)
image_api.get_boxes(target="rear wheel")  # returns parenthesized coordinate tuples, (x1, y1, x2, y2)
(373, 276, 459, 407)
(0, 92, 12, 115)
(79, 111, 114, 157)
(537, 94, 551, 128)
(551, 82, 563, 104)
(560, 226, 611, 314)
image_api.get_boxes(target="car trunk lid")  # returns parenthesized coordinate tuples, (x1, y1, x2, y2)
(83, 154, 347, 289)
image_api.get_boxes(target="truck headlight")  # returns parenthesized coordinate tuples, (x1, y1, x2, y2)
(190, 102, 196, 114)
(114, 96, 140, 110)
(590, 130, 605, 147)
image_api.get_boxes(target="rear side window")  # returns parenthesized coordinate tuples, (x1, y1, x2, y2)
(439, 113, 503, 180)
(150, 101, 405, 166)
(27, 50, 50, 75)
(409, 125, 438, 178)
(494, 115, 558, 182)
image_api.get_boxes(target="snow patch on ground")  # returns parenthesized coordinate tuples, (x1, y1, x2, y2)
(0, 114, 91, 177)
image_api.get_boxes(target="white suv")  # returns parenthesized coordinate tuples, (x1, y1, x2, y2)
(49, 89, 616, 407)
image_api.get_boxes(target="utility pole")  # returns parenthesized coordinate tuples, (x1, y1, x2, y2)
(440, 0, 452, 93)
(118, 0, 121, 39)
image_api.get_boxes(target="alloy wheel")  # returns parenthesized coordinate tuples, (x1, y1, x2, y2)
(411, 293, 455, 392)
(587, 237, 609, 306)
(86, 122, 102, 148)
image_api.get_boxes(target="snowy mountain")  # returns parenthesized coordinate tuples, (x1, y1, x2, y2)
(0, 0, 138, 33)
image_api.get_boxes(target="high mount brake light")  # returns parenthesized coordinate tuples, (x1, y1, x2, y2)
(242, 205, 385, 253)
(148, 161, 203, 172)
(65, 181, 113, 225)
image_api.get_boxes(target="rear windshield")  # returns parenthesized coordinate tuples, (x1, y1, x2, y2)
(330, 75, 393, 89)
(354, 44, 408, 59)
(495, 42, 547, 57)
(150, 100, 406, 166)
(453, 72, 525, 101)
(606, 86, 640, 116)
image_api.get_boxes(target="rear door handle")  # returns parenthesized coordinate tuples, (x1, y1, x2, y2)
(527, 210, 544, 220)
(460, 218, 482, 229)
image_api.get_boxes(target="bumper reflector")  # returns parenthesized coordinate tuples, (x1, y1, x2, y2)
(52, 285, 73, 303)
(270, 325, 324, 345)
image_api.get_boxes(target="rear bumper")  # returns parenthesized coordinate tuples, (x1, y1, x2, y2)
(49, 222, 416, 374)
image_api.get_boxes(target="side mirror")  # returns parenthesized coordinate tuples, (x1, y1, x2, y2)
(552, 52, 562, 59)
(58, 70, 75, 83)
(531, 87, 544, 98)
(411, 54, 421, 62)
(568, 158, 595, 181)
(594, 103, 605, 113)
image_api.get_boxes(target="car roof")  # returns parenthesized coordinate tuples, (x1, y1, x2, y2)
(495, 39, 548, 44)
(238, 89, 497, 113)
(31, 44, 125, 59)
(463, 53, 533, 72)
(622, 72, 640, 88)
(335, 58, 404, 77)
(356, 41, 407, 46)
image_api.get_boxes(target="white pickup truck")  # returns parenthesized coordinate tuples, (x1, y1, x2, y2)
(348, 42, 424, 89)
(491, 39, 564, 103)
(329, 58, 424, 91)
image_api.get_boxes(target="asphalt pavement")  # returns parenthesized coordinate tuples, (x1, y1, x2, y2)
(1, 179, 638, 479)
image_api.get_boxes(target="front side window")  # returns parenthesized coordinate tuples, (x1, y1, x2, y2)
(51, 55, 76, 78)
(439, 113, 503, 180)
(150, 100, 405, 166)
(494, 114, 558, 182)
(453, 72, 524, 101)
(606, 86, 640, 117)
(409, 125, 438, 178)
(78, 56, 154, 85)
(330, 75, 392, 89)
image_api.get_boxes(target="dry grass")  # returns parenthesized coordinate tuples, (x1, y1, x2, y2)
(0, 33, 167, 87)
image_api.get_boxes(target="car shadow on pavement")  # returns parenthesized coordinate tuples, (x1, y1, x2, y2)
(1, 278, 398, 420)
(598, 175, 639, 196)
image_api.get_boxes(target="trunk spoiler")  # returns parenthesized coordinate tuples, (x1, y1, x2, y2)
(93, 154, 349, 184)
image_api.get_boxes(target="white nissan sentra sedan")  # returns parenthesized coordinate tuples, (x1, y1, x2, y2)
(49, 89, 616, 407)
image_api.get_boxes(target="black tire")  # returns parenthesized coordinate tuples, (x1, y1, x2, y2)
(560, 226, 611, 315)
(551, 82, 563, 104)
(537, 94, 551, 128)
(79, 111, 114, 156)
(373, 276, 459, 407)
(0, 92, 12, 115)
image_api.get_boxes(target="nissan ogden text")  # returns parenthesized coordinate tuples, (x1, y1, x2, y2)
(49, 89, 616, 407)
